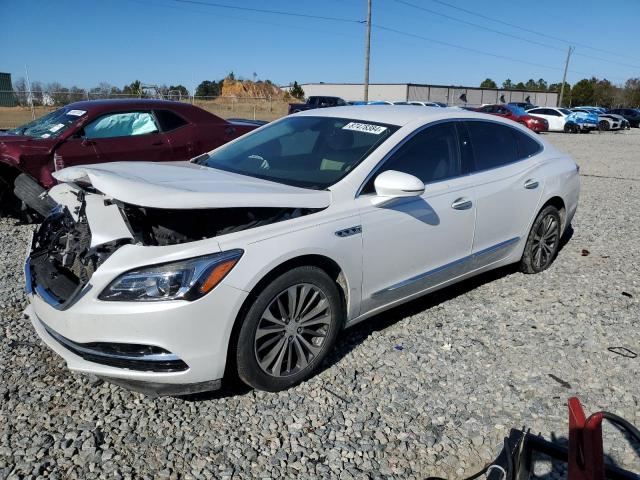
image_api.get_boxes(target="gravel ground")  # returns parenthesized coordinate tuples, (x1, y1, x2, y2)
(1, 129, 639, 479)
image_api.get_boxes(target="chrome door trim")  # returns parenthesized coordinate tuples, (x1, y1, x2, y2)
(371, 236, 520, 299)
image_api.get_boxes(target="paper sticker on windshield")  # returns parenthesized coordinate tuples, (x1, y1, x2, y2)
(66, 109, 86, 116)
(49, 123, 65, 132)
(41, 133, 51, 138)
(342, 122, 387, 135)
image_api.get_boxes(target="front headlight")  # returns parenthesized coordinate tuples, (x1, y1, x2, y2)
(98, 249, 243, 302)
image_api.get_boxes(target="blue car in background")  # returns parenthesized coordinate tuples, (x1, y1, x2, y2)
(565, 110, 598, 133)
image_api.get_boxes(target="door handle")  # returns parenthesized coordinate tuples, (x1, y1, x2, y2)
(151, 141, 164, 146)
(451, 197, 473, 210)
(524, 179, 539, 189)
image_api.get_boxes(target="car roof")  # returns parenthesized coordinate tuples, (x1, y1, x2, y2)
(60, 98, 223, 122)
(293, 105, 523, 127)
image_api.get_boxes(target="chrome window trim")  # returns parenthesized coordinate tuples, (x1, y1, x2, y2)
(355, 117, 543, 198)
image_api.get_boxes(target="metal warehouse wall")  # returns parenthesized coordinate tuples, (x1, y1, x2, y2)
(300, 83, 558, 107)
(407, 84, 558, 106)
(301, 84, 407, 102)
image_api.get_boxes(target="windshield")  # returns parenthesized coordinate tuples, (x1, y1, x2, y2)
(7, 107, 86, 138)
(198, 116, 399, 189)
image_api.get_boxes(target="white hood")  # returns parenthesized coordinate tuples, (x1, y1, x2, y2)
(52, 161, 331, 209)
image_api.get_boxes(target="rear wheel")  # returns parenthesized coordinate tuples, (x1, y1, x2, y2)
(236, 266, 343, 391)
(564, 123, 576, 134)
(520, 206, 562, 274)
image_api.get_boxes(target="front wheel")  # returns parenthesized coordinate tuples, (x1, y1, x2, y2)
(520, 206, 562, 274)
(598, 120, 610, 131)
(236, 266, 343, 391)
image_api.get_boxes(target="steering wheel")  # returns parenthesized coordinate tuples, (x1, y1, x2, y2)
(248, 154, 270, 170)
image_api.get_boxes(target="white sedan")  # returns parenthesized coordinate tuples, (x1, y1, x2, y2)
(525, 107, 576, 131)
(25, 107, 580, 395)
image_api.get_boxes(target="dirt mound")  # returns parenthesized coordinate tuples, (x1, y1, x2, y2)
(220, 79, 287, 100)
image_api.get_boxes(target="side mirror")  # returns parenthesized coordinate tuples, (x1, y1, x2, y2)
(371, 170, 425, 207)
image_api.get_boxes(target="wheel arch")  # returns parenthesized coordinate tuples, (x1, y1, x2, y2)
(224, 253, 350, 378)
(539, 195, 566, 230)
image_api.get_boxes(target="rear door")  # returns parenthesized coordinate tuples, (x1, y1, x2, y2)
(465, 120, 545, 266)
(154, 109, 198, 159)
(82, 111, 172, 163)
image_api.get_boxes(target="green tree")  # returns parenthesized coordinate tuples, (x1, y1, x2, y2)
(195, 80, 222, 97)
(548, 82, 571, 107)
(624, 78, 640, 107)
(502, 79, 513, 89)
(122, 80, 142, 97)
(514, 81, 526, 90)
(593, 79, 616, 107)
(571, 78, 595, 106)
(536, 78, 548, 91)
(290, 81, 305, 100)
(480, 78, 497, 88)
(524, 79, 538, 90)
(169, 84, 189, 97)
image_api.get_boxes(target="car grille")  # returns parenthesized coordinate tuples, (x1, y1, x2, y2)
(27, 205, 101, 308)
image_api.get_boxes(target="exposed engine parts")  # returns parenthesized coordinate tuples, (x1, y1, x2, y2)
(121, 204, 321, 246)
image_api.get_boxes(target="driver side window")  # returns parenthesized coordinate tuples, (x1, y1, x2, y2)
(84, 112, 159, 139)
(362, 122, 461, 194)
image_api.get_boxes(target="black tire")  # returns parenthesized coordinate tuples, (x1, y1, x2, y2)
(520, 205, 562, 274)
(598, 120, 610, 131)
(236, 266, 343, 391)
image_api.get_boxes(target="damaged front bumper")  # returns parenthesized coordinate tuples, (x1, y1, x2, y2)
(24, 191, 250, 396)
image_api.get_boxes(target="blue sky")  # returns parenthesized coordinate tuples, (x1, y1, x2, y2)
(2, 0, 639, 92)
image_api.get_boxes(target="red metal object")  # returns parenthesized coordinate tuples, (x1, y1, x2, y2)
(568, 397, 605, 480)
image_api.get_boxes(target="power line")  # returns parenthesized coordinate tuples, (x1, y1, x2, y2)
(169, 0, 364, 24)
(394, 0, 561, 52)
(395, 0, 640, 72)
(431, 0, 640, 63)
(372, 24, 564, 71)
(372, 23, 627, 83)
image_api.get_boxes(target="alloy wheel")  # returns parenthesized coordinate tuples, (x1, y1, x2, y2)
(531, 214, 559, 270)
(254, 283, 331, 377)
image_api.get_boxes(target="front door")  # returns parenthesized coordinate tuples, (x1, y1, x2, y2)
(82, 111, 172, 163)
(358, 121, 476, 312)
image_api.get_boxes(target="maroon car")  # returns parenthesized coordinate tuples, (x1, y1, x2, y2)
(0, 99, 260, 216)
(476, 104, 548, 133)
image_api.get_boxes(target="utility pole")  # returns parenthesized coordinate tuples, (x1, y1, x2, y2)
(363, 0, 372, 102)
(559, 46, 574, 107)
(24, 65, 35, 121)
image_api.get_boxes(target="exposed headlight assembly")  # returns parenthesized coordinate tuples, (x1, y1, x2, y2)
(99, 249, 243, 302)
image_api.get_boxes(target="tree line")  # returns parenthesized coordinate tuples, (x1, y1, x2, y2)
(479, 77, 640, 107)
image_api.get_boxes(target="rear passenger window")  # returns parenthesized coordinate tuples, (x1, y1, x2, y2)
(513, 130, 542, 159)
(465, 121, 518, 171)
(155, 110, 188, 131)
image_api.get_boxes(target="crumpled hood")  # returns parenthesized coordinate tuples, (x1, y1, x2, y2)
(52, 161, 332, 209)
